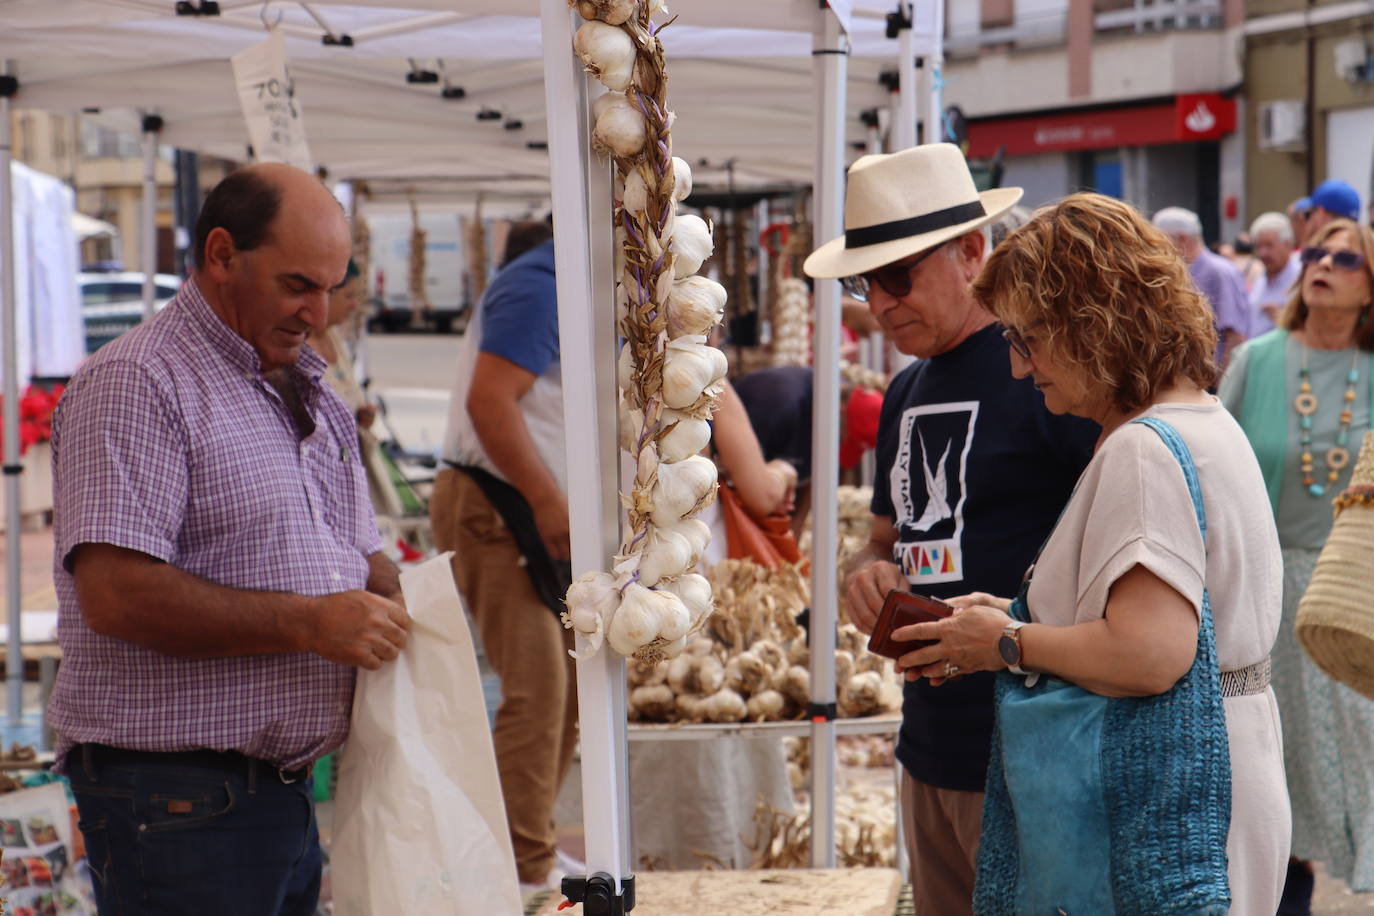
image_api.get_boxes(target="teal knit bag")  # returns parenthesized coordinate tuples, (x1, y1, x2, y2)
(973, 418, 1232, 915)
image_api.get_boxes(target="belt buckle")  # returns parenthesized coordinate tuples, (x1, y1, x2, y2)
(277, 762, 313, 785)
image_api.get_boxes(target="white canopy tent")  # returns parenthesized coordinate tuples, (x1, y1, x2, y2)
(0, 0, 949, 897)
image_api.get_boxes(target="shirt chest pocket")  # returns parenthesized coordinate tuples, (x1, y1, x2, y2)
(309, 428, 369, 534)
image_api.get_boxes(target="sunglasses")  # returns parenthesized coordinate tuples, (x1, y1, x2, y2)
(841, 242, 947, 302)
(1300, 246, 1366, 271)
(1002, 320, 1044, 360)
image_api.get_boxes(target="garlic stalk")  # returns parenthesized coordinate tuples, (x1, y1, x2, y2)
(666, 276, 727, 339)
(569, 0, 638, 26)
(670, 213, 713, 279)
(649, 454, 718, 527)
(661, 335, 728, 409)
(573, 21, 636, 92)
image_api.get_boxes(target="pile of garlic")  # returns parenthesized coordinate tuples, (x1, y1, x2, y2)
(625, 557, 901, 724)
(770, 277, 811, 367)
(561, 0, 728, 665)
(745, 777, 898, 869)
(800, 485, 876, 629)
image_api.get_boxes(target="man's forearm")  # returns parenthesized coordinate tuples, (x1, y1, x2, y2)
(844, 539, 894, 579)
(366, 550, 402, 603)
(74, 545, 316, 658)
(471, 401, 564, 509)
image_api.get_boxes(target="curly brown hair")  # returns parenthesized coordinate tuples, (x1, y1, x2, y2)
(972, 193, 1218, 413)
(1281, 218, 1374, 352)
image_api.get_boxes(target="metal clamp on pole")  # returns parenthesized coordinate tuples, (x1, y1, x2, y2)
(807, 701, 838, 722)
(560, 873, 636, 915)
(174, 1, 221, 15)
(0, 76, 16, 98)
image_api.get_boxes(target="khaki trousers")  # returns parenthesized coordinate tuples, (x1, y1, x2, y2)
(900, 769, 984, 916)
(430, 468, 579, 884)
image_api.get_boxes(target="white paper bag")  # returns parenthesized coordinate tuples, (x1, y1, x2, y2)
(332, 554, 521, 915)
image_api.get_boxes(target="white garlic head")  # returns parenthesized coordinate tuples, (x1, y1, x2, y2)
(574, 20, 636, 91)
(592, 93, 647, 158)
(671, 157, 692, 202)
(658, 572, 713, 631)
(670, 213, 713, 278)
(649, 454, 718, 527)
(658, 408, 711, 463)
(664, 517, 711, 566)
(570, 0, 638, 26)
(562, 570, 619, 658)
(607, 583, 690, 657)
(635, 525, 694, 587)
(661, 335, 727, 409)
(666, 276, 727, 339)
(618, 398, 643, 453)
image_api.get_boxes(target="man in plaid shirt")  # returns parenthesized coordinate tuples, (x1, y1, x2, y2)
(48, 163, 409, 915)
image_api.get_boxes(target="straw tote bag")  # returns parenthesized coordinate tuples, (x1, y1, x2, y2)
(1296, 431, 1374, 700)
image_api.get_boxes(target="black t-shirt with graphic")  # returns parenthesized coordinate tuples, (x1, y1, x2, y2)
(871, 324, 1098, 792)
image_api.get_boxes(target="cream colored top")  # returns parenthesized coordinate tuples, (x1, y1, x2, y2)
(1025, 401, 1282, 672)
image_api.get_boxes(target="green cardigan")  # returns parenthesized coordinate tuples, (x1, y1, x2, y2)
(1237, 329, 1374, 512)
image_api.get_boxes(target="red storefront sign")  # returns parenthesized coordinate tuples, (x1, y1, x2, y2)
(966, 93, 1235, 158)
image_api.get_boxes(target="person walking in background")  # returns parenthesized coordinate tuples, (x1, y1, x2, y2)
(1153, 206, 1259, 371)
(50, 163, 410, 915)
(1249, 211, 1302, 333)
(901, 193, 1288, 913)
(1301, 179, 1362, 240)
(1220, 217, 1374, 916)
(806, 144, 1098, 915)
(429, 222, 581, 898)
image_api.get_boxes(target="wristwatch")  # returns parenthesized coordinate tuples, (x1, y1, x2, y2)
(999, 621, 1029, 675)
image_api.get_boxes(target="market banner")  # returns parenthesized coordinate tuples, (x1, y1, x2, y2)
(230, 28, 313, 171)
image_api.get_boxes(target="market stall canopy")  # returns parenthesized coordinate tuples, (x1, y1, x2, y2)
(0, 0, 934, 194)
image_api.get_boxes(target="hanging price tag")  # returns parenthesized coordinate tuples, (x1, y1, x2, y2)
(230, 28, 314, 170)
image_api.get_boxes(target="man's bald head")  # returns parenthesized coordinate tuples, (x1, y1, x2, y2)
(193, 162, 345, 271)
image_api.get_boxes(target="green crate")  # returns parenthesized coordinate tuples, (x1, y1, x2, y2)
(313, 752, 334, 802)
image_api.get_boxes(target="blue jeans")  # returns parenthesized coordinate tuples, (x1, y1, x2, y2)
(67, 748, 321, 915)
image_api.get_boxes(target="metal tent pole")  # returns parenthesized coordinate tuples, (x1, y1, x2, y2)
(894, 3, 917, 150)
(0, 63, 22, 728)
(539, 0, 633, 906)
(923, 0, 945, 144)
(140, 113, 163, 320)
(809, 3, 847, 871)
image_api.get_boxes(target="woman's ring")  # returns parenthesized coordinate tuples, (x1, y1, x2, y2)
(943, 662, 960, 678)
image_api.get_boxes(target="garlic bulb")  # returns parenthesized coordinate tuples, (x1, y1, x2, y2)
(724, 650, 769, 695)
(592, 93, 647, 158)
(658, 409, 711, 462)
(702, 688, 747, 723)
(658, 572, 713, 630)
(607, 583, 690, 657)
(665, 517, 711, 566)
(649, 454, 718, 527)
(671, 213, 713, 278)
(696, 655, 726, 694)
(649, 0, 669, 13)
(570, 0, 637, 26)
(835, 649, 854, 685)
(622, 168, 649, 215)
(746, 689, 785, 722)
(636, 525, 694, 587)
(666, 276, 726, 338)
(675, 692, 706, 723)
(628, 657, 668, 688)
(839, 671, 885, 718)
(751, 639, 787, 675)
(661, 336, 727, 409)
(574, 21, 636, 91)
(776, 664, 811, 706)
(687, 636, 715, 657)
(671, 156, 692, 201)
(561, 571, 619, 658)
(630, 684, 676, 721)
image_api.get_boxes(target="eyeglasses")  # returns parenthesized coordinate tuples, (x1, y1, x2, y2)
(1300, 246, 1366, 271)
(840, 242, 947, 302)
(1002, 320, 1044, 360)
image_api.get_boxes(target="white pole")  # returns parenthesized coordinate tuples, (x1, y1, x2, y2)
(925, 0, 945, 145)
(140, 114, 162, 321)
(756, 197, 770, 340)
(894, 3, 917, 150)
(0, 63, 21, 727)
(539, 0, 632, 893)
(810, 4, 846, 870)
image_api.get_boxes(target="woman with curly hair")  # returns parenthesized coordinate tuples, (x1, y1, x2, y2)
(889, 193, 1289, 912)
(1218, 217, 1374, 914)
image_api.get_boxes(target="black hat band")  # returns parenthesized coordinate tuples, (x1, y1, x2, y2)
(844, 200, 988, 249)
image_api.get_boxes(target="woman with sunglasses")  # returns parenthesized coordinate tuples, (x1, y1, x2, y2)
(897, 193, 1289, 912)
(1218, 217, 1374, 914)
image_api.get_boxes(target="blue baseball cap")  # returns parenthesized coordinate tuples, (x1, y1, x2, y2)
(1308, 180, 1361, 220)
(1293, 196, 1312, 213)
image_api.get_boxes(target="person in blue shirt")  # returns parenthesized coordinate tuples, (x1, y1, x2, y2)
(805, 144, 1098, 916)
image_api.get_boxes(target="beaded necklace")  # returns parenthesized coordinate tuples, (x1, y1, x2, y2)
(1295, 343, 1361, 497)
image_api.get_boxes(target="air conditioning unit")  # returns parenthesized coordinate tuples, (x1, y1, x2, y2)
(1258, 100, 1306, 152)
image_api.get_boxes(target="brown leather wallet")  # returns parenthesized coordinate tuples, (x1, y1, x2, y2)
(866, 589, 954, 660)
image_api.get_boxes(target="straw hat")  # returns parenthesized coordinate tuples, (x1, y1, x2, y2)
(1296, 430, 1374, 700)
(803, 143, 1024, 279)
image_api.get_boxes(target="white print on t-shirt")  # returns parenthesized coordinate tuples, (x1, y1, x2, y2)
(890, 400, 978, 585)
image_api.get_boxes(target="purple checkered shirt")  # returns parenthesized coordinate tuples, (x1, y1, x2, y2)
(47, 278, 382, 771)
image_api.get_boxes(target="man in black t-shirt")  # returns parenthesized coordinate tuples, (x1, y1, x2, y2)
(805, 144, 1097, 915)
